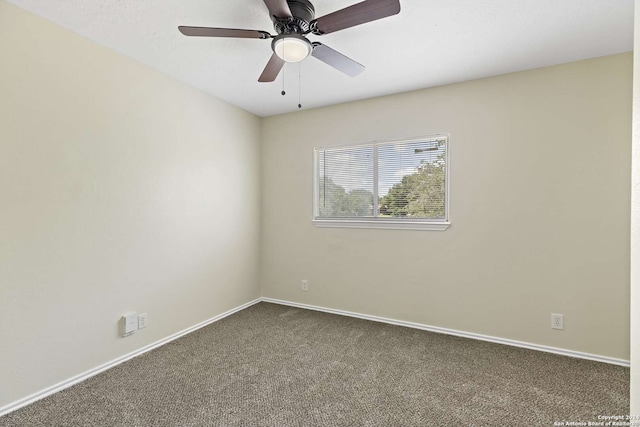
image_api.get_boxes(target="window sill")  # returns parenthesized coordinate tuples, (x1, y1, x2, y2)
(312, 219, 451, 231)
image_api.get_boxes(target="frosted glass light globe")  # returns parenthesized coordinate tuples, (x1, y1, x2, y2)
(273, 36, 312, 63)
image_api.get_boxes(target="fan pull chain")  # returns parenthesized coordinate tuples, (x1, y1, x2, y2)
(298, 62, 302, 109)
(281, 62, 286, 96)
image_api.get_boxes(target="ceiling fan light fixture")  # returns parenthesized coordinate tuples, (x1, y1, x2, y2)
(272, 34, 312, 63)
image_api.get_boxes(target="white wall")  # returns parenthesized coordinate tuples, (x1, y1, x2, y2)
(0, 2, 261, 409)
(261, 53, 632, 361)
(631, 0, 640, 415)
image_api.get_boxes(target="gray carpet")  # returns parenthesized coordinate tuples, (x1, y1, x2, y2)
(0, 302, 629, 426)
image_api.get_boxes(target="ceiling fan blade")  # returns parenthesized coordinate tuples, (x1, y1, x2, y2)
(312, 0, 401, 35)
(311, 43, 365, 77)
(178, 26, 271, 39)
(263, 0, 293, 18)
(258, 53, 286, 82)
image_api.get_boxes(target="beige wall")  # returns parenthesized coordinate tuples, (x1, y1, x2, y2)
(0, 2, 261, 408)
(261, 53, 632, 361)
(631, 0, 640, 414)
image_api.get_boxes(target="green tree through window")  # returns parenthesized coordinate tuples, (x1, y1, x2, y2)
(318, 177, 374, 217)
(379, 159, 446, 218)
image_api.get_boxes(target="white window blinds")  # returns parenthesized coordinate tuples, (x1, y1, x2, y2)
(315, 135, 448, 223)
(317, 145, 375, 218)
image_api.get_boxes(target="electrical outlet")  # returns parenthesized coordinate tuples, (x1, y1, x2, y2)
(301, 280, 308, 292)
(551, 313, 564, 330)
(138, 313, 148, 329)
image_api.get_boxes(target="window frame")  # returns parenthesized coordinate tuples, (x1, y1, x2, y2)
(312, 134, 451, 231)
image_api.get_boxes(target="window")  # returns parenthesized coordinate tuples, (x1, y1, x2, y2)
(313, 135, 450, 230)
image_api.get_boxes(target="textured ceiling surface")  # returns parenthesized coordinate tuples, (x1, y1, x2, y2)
(7, 0, 634, 117)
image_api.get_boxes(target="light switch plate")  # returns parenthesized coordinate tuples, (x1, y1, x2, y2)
(138, 313, 148, 329)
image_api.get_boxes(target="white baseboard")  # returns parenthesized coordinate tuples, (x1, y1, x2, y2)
(0, 298, 262, 417)
(261, 297, 631, 368)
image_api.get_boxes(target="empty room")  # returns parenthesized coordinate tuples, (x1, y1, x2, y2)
(1, 0, 639, 425)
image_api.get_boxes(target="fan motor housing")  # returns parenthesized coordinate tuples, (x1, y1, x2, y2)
(273, 0, 316, 34)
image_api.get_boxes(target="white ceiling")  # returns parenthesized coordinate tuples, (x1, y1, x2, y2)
(7, 0, 634, 117)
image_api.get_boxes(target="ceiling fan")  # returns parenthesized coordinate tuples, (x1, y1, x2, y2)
(178, 0, 401, 82)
